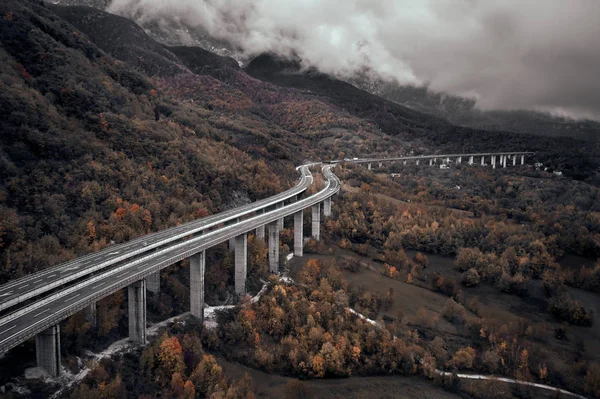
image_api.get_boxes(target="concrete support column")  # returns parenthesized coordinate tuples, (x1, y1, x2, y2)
(446, 157, 450, 164)
(277, 202, 284, 230)
(36, 324, 61, 377)
(255, 225, 265, 240)
(521, 154, 525, 165)
(481, 156, 485, 166)
(492, 155, 496, 169)
(503, 155, 507, 168)
(128, 280, 146, 344)
(146, 271, 160, 294)
(368, 163, 372, 170)
(228, 237, 235, 252)
(294, 211, 303, 257)
(234, 233, 247, 296)
(403, 160, 407, 165)
(457, 156, 462, 164)
(268, 221, 280, 273)
(416, 160, 419, 165)
(86, 302, 97, 328)
(312, 203, 321, 241)
(469, 155, 474, 165)
(429, 159, 433, 166)
(190, 250, 205, 321)
(323, 197, 332, 217)
(378, 162, 382, 168)
(512, 155, 517, 165)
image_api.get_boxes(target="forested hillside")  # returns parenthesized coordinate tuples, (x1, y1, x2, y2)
(0, 0, 408, 283)
(246, 54, 600, 184)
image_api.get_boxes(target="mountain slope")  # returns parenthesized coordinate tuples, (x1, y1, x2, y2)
(245, 53, 600, 182)
(0, 0, 297, 281)
(0, 0, 420, 282)
(350, 75, 600, 142)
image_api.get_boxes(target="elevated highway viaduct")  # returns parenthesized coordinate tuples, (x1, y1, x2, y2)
(0, 152, 528, 376)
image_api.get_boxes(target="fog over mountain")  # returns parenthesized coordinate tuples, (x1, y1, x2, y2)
(106, 0, 600, 121)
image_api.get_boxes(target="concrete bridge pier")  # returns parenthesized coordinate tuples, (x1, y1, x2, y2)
(228, 237, 235, 252)
(36, 324, 61, 377)
(268, 221, 280, 273)
(403, 160, 407, 165)
(128, 280, 147, 344)
(323, 197, 332, 217)
(492, 155, 496, 169)
(469, 156, 474, 165)
(234, 233, 247, 296)
(503, 155, 507, 168)
(512, 155, 517, 165)
(378, 162, 382, 168)
(294, 211, 303, 257)
(85, 302, 97, 328)
(190, 250, 205, 321)
(416, 160, 419, 165)
(277, 202, 284, 230)
(255, 225, 265, 240)
(146, 272, 160, 294)
(481, 156, 485, 166)
(457, 156, 462, 164)
(312, 203, 321, 240)
(429, 159, 433, 166)
(521, 154, 525, 165)
(368, 163, 372, 170)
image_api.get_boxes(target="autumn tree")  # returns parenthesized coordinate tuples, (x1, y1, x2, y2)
(448, 346, 476, 369)
(461, 268, 481, 287)
(157, 336, 185, 385)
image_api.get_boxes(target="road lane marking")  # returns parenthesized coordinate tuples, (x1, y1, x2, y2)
(108, 251, 120, 255)
(33, 308, 50, 318)
(64, 294, 80, 302)
(0, 291, 13, 298)
(3, 325, 16, 333)
(91, 283, 105, 289)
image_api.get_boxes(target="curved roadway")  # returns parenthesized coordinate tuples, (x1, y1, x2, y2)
(0, 165, 338, 353)
(0, 152, 526, 354)
(0, 166, 313, 312)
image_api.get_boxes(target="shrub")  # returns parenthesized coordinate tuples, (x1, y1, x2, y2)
(442, 298, 466, 324)
(461, 268, 481, 287)
(448, 346, 476, 369)
(455, 248, 484, 272)
(383, 263, 399, 279)
(495, 272, 528, 297)
(414, 252, 429, 268)
(548, 294, 593, 326)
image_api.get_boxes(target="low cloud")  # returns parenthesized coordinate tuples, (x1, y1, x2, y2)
(109, 0, 600, 120)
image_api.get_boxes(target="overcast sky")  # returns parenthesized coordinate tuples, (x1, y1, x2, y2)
(109, 0, 600, 120)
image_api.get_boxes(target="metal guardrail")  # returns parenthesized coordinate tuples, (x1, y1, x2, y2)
(0, 152, 525, 352)
(0, 166, 314, 312)
(0, 165, 338, 353)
